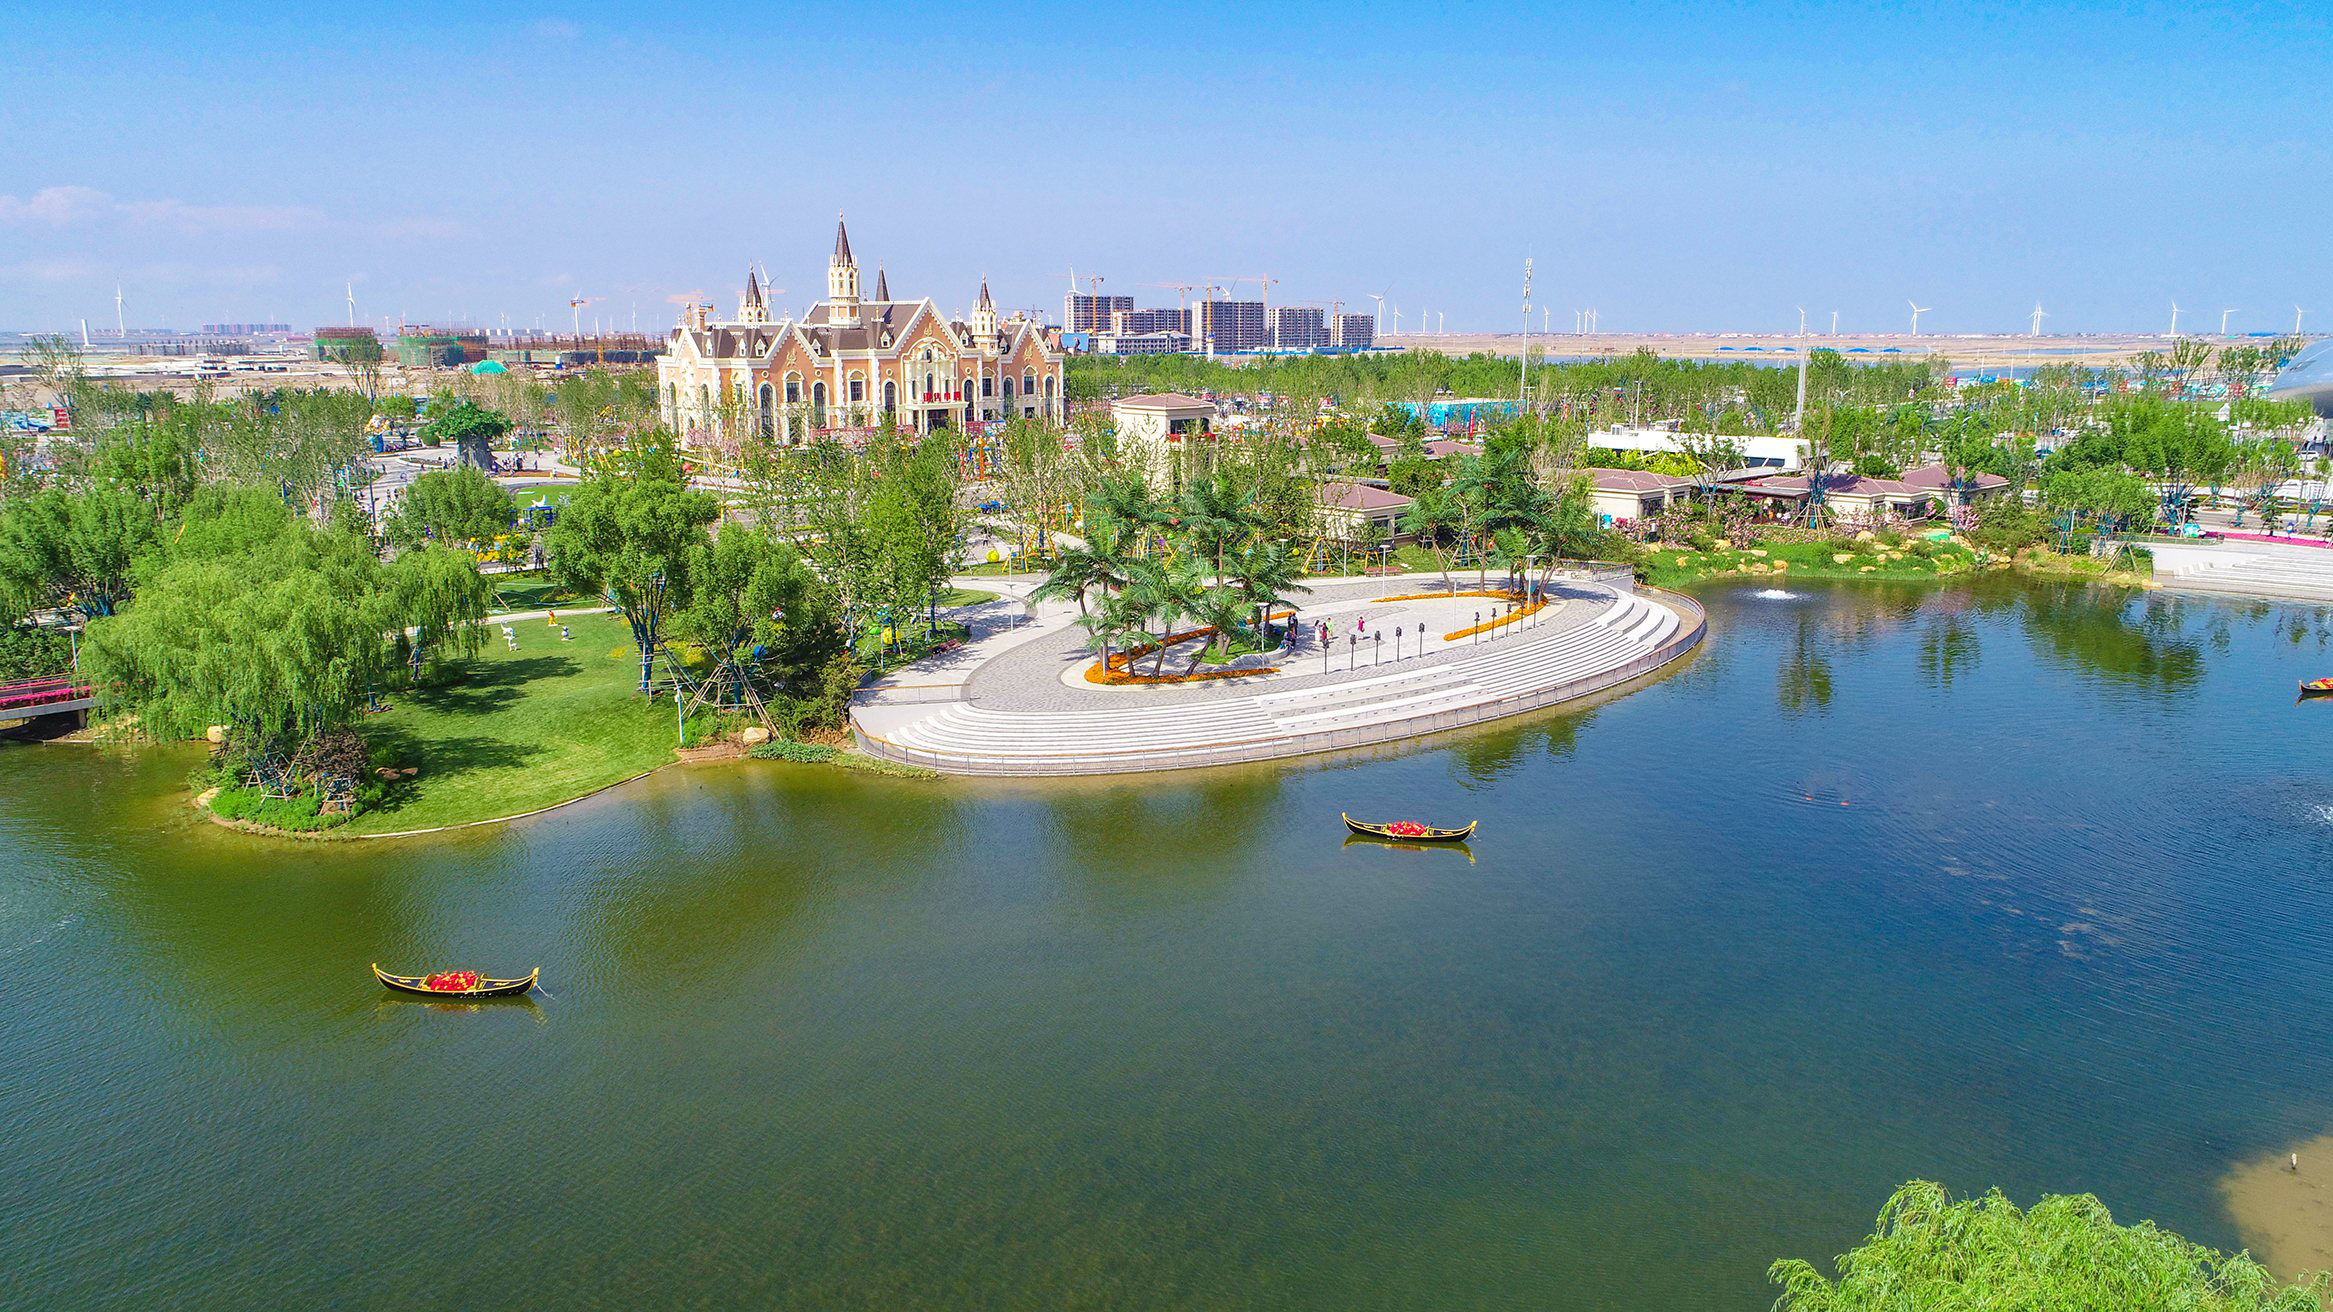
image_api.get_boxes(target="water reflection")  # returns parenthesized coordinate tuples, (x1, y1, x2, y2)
(2019, 584, 2204, 693)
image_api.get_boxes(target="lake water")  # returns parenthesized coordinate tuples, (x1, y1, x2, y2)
(8, 579, 2333, 1309)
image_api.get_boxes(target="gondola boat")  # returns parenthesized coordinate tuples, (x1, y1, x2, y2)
(1342, 812, 1477, 843)
(2301, 678, 2333, 699)
(372, 963, 539, 998)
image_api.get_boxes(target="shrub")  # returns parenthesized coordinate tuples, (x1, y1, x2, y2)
(207, 784, 355, 832)
(748, 739, 839, 763)
(0, 623, 74, 681)
(1970, 501, 2049, 553)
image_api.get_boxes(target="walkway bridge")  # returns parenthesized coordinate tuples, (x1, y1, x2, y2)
(0, 677, 96, 720)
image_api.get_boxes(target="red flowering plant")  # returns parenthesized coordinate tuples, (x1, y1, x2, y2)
(1385, 821, 1428, 837)
(424, 970, 481, 992)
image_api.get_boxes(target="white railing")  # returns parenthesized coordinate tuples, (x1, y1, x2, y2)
(854, 588, 1707, 776)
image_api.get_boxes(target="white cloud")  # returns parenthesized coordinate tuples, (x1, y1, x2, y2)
(0, 185, 321, 233)
(0, 186, 111, 224)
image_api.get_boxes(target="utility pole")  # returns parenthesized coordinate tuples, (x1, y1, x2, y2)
(1518, 257, 1534, 411)
(1793, 307, 1810, 432)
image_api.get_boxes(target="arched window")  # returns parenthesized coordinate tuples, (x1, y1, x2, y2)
(982, 375, 993, 397)
(811, 381, 827, 427)
(784, 374, 801, 405)
(883, 380, 897, 412)
(757, 382, 776, 440)
(698, 385, 711, 427)
(1002, 376, 1015, 402)
(848, 373, 865, 404)
(1022, 368, 1036, 395)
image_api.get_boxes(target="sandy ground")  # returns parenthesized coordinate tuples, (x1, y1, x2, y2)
(2221, 1133, 2333, 1278)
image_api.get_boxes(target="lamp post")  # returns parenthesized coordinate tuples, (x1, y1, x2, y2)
(1395, 625, 1404, 660)
(1474, 611, 1481, 644)
(1348, 633, 1356, 670)
(1374, 631, 1383, 665)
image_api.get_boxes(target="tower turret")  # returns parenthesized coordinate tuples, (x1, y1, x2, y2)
(970, 276, 998, 348)
(738, 265, 769, 325)
(826, 213, 860, 326)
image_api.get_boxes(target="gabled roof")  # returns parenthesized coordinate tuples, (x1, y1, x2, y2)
(1578, 467, 1692, 492)
(1898, 463, 2010, 492)
(1320, 479, 1413, 512)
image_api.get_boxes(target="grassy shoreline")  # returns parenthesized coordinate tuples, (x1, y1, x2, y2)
(1636, 534, 2154, 591)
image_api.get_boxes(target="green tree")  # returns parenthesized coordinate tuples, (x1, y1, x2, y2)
(81, 523, 487, 756)
(1771, 1180, 2328, 1311)
(541, 434, 721, 692)
(385, 465, 514, 551)
(417, 399, 514, 455)
(0, 485, 158, 623)
(674, 523, 842, 720)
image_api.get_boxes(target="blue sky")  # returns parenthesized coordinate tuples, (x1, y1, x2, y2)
(3, 1, 2327, 336)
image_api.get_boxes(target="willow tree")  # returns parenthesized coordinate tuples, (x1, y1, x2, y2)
(1771, 1181, 2328, 1311)
(0, 485, 158, 623)
(80, 524, 487, 756)
(541, 432, 720, 693)
(386, 465, 514, 552)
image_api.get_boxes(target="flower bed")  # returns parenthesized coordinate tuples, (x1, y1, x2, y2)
(1086, 663, 1277, 686)
(1441, 597, 1550, 642)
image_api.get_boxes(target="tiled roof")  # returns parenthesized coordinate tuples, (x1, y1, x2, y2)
(1320, 480, 1414, 512)
(1580, 467, 1692, 492)
(1114, 392, 1213, 410)
(1898, 463, 2010, 491)
(833, 214, 852, 262)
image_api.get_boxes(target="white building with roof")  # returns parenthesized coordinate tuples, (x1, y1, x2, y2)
(658, 215, 1064, 447)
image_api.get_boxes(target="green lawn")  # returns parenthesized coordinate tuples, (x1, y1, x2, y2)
(342, 612, 694, 835)
(484, 570, 582, 614)
(937, 587, 999, 608)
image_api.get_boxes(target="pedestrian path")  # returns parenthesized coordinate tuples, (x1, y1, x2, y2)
(853, 582, 1702, 776)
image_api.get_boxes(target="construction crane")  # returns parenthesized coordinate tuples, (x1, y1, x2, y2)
(1145, 281, 1195, 313)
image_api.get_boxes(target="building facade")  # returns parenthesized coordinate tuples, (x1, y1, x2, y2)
(1331, 313, 1375, 349)
(1268, 306, 1326, 351)
(658, 217, 1066, 445)
(1064, 293, 1132, 334)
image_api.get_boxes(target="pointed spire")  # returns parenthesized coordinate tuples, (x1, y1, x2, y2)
(833, 212, 853, 263)
(744, 265, 764, 308)
(873, 265, 889, 301)
(977, 276, 992, 308)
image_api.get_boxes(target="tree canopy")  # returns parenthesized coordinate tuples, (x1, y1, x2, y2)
(1771, 1181, 2328, 1312)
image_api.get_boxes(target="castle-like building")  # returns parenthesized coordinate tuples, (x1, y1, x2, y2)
(658, 216, 1064, 445)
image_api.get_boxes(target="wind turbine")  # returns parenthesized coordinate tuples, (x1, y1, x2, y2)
(1796, 306, 1808, 336)
(1369, 294, 1385, 333)
(1908, 299, 1931, 334)
(115, 286, 125, 338)
(1830, 310, 1839, 336)
(2030, 302, 2047, 336)
(569, 296, 596, 343)
(346, 282, 357, 328)
(2168, 301, 2181, 337)
(2220, 308, 2238, 336)
(2297, 306, 2308, 335)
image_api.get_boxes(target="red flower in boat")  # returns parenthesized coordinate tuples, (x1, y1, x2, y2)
(424, 970, 480, 992)
(1386, 821, 1427, 837)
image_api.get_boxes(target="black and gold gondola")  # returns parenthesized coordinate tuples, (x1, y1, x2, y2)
(1341, 812, 1477, 843)
(372, 963, 540, 998)
(2301, 678, 2333, 699)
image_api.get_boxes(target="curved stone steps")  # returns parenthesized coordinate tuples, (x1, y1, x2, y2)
(868, 588, 1692, 772)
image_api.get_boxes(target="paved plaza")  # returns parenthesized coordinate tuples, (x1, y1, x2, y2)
(851, 572, 1704, 776)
